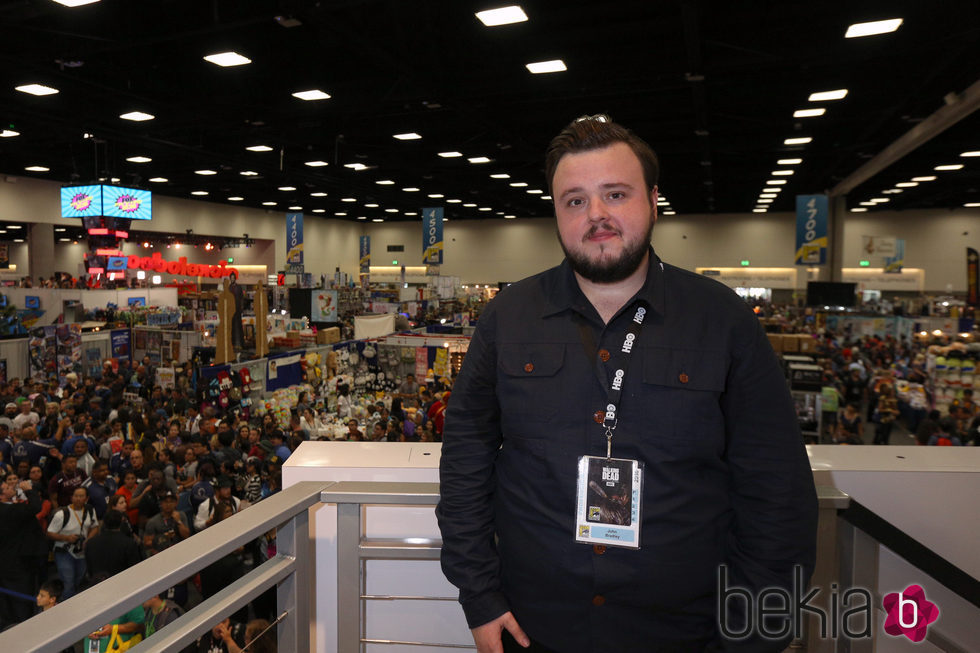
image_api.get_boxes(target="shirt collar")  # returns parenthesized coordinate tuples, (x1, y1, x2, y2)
(540, 247, 666, 319)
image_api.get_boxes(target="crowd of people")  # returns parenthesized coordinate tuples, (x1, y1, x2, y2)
(0, 355, 453, 650)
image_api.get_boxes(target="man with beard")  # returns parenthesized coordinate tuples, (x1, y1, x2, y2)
(437, 115, 817, 653)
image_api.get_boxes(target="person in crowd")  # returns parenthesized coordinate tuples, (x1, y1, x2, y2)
(47, 486, 98, 599)
(35, 578, 63, 613)
(48, 452, 88, 508)
(928, 417, 964, 446)
(243, 458, 263, 504)
(72, 437, 97, 476)
(143, 489, 190, 556)
(85, 509, 142, 578)
(137, 466, 180, 529)
(267, 430, 291, 461)
(872, 383, 900, 445)
(82, 461, 118, 519)
(106, 494, 137, 540)
(12, 399, 40, 431)
(108, 440, 136, 479)
(835, 403, 865, 445)
(195, 617, 246, 653)
(115, 471, 141, 527)
(83, 584, 146, 653)
(142, 591, 188, 644)
(436, 115, 817, 653)
(194, 475, 242, 531)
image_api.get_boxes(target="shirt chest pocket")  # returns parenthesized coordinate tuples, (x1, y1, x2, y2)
(498, 343, 566, 424)
(639, 346, 728, 447)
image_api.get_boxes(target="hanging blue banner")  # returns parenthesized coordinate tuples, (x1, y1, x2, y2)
(286, 212, 304, 271)
(794, 194, 828, 265)
(422, 207, 444, 265)
(359, 235, 370, 273)
(884, 239, 905, 273)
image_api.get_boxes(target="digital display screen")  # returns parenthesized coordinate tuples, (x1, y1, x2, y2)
(103, 185, 151, 220)
(128, 297, 146, 307)
(107, 256, 129, 271)
(61, 185, 103, 218)
(25, 296, 40, 309)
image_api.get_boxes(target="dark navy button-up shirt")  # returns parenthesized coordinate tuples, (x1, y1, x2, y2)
(437, 252, 818, 652)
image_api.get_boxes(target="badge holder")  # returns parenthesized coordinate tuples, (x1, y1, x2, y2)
(574, 455, 643, 549)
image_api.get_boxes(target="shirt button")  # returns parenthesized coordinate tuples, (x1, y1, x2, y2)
(592, 594, 606, 606)
(679, 373, 689, 384)
(524, 363, 534, 373)
(598, 349, 610, 362)
(593, 411, 605, 423)
(593, 545, 606, 555)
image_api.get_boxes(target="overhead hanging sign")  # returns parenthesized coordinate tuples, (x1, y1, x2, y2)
(883, 239, 905, 273)
(60, 184, 153, 220)
(286, 212, 304, 271)
(422, 207, 444, 265)
(359, 236, 370, 274)
(794, 194, 827, 265)
(861, 235, 898, 258)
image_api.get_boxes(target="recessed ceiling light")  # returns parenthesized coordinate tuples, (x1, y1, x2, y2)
(428, 194, 444, 198)
(15, 83, 59, 96)
(510, 182, 528, 187)
(504, 215, 516, 219)
(342, 197, 357, 202)
(961, 151, 980, 157)
(871, 198, 889, 203)
(760, 194, 777, 199)
(55, 227, 66, 232)
(288, 205, 302, 210)
(149, 177, 168, 183)
(447, 199, 462, 203)
(476, 6, 528, 27)
(25, 165, 49, 172)
(278, 186, 296, 191)
(313, 209, 326, 213)
(7, 226, 21, 229)
(228, 196, 244, 201)
(479, 207, 492, 211)
(311, 192, 327, 197)
(845, 18, 903, 38)
(262, 201, 277, 206)
(357, 216, 366, 220)
(771, 170, 795, 176)
(763, 187, 782, 193)
(204, 51, 251, 67)
(191, 191, 208, 196)
(460, 203, 475, 208)
(850, 207, 868, 212)
(526, 59, 567, 74)
(126, 156, 151, 163)
(964, 203, 980, 208)
(52, 0, 101, 6)
(385, 208, 399, 213)
(240, 170, 259, 176)
(0, 129, 21, 137)
(404, 211, 418, 216)
(194, 169, 217, 175)
(767, 179, 787, 185)
(859, 201, 876, 206)
(120, 111, 155, 121)
(364, 203, 379, 208)
(305, 160, 328, 167)
(402, 187, 420, 192)
(376, 180, 395, 185)
(793, 108, 826, 118)
(372, 218, 384, 222)
(110, 177, 120, 183)
(776, 159, 802, 165)
(934, 164, 964, 171)
(468, 156, 491, 164)
(541, 195, 552, 200)
(808, 89, 848, 102)
(490, 173, 510, 179)
(393, 132, 421, 140)
(911, 176, 937, 182)
(334, 212, 347, 216)
(344, 163, 368, 171)
(246, 145, 273, 152)
(758, 198, 774, 204)
(752, 209, 767, 213)
(13, 239, 24, 243)
(527, 189, 543, 194)
(883, 189, 903, 194)
(662, 211, 676, 216)
(784, 137, 812, 145)
(895, 182, 918, 187)
(438, 151, 463, 158)
(292, 89, 331, 101)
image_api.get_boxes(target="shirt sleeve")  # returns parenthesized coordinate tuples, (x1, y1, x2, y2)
(715, 308, 819, 650)
(435, 303, 511, 628)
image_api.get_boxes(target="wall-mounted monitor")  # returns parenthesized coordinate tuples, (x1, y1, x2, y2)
(61, 185, 104, 218)
(805, 281, 857, 307)
(107, 256, 128, 271)
(128, 297, 146, 307)
(24, 296, 40, 309)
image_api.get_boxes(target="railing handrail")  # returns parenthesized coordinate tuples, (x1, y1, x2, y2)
(839, 498, 980, 609)
(0, 480, 334, 653)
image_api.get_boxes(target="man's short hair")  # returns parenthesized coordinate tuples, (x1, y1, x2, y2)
(40, 578, 64, 601)
(544, 114, 660, 196)
(103, 509, 124, 530)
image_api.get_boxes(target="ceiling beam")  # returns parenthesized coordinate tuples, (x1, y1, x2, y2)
(830, 77, 980, 197)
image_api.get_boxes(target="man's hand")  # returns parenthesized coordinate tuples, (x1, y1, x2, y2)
(472, 611, 529, 653)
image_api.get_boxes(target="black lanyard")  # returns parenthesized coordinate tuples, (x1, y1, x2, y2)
(576, 301, 648, 458)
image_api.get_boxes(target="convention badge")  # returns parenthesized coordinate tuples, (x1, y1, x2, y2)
(574, 455, 643, 549)
(88, 636, 100, 653)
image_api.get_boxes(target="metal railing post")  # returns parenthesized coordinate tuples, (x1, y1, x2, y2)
(837, 518, 877, 653)
(278, 505, 312, 653)
(803, 487, 851, 653)
(337, 502, 363, 652)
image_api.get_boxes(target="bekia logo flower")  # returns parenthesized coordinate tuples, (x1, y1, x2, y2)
(882, 585, 939, 642)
